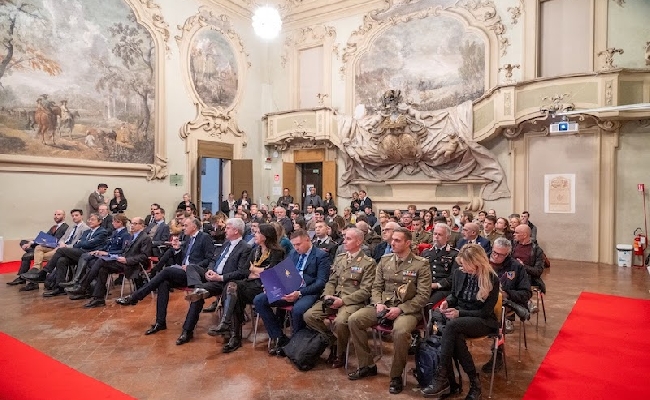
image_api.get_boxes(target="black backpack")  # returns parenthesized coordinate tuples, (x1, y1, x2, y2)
(414, 309, 462, 389)
(282, 328, 329, 371)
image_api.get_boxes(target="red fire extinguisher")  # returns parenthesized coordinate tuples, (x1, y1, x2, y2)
(633, 228, 646, 267)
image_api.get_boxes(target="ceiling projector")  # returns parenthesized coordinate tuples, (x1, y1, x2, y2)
(550, 121, 579, 134)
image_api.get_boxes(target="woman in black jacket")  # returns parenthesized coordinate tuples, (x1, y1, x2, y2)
(208, 223, 285, 353)
(109, 188, 128, 214)
(422, 243, 500, 400)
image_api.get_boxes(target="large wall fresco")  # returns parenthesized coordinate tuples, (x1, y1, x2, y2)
(189, 28, 238, 109)
(0, 0, 155, 163)
(354, 14, 485, 112)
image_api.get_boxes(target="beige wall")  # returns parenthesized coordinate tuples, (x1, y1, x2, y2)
(615, 122, 650, 250)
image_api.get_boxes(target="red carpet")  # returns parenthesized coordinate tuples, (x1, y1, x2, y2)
(523, 292, 650, 400)
(0, 332, 135, 400)
(0, 261, 20, 274)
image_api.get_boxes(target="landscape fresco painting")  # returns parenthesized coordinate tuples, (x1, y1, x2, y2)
(0, 0, 155, 163)
(355, 14, 485, 112)
(189, 28, 238, 109)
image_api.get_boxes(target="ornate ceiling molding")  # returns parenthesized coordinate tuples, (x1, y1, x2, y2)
(176, 7, 250, 146)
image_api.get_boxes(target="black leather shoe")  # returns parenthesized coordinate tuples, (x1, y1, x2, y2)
(184, 288, 210, 302)
(145, 323, 167, 335)
(19, 282, 39, 291)
(274, 335, 290, 357)
(202, 300, 218, 313)
(176, 330, 193, 345)
(59, 280, 78, 288)
(348, 365, 378, 380)
(21, 269, 45, 281)
(65, 286, 86, 295)
(6, 277, 26, 286)
(69, 293, 91, 300)
(222, 336, 241, 353)
(43, 288, 65, 297)
(83, 298, 106, 308)
(268, 338, 279, 355)
(326, 345, 338, 364)
(115, 295, 138, 306)
(389, 377, 404, 394)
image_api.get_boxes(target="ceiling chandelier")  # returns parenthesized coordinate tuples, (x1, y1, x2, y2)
(252, 5, 282, 40)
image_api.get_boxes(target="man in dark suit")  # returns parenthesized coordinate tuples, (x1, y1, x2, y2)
(146, 207, 170, 256)
(8, 209, 69, 286)
(277, 188, 294, 210)
(143, 203, 161, 226)
(372, 222, 399, 263)
(112, 218, 214, 340)
(273, 206, 294, 236)
(456, 222, 492, 254)
(36, 213, 108, 295)
(312, 221, 338, 263)
(59, 214, 131, 290)
(177, 218, 252, 345)
(358, 190, 373, 212)
(98, 204, 114, 233)
(254, 229, 331, 355)
(71, 216, 152, 308)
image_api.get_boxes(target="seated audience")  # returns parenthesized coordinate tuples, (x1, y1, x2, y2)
(149, 234, 184, 278)
(486, 237, 532, 356)
(520, 211, 537, 242)
(204, 212, 227, 245)
(411, 216, 432, 248)
(207, 223, 285, 353)
(421, 223, 459, 306)
(481, 215, 502, 245)
(144, 203, 161, 226)
(312, 221, 338, 262)
(347, 228, 430, 394)
(512, 225, 547, 293)
(457, 222, 492, 254)
(356, 221, 381, 255)
(496, 217, 513, 241)
(177, 193, 195, 212)
(304, 227, 376, 368)
(253, 229, 331, 356)
(373, 221, 399, 263)
(422, 244, 499, 400)
(68, 217, 150, 308)
(423, 211, 435, 232)
(9, 209, 70, 288)
(30, 213, 107, 290)
(111, 218, 214, 340)
(508, 214, 521, 232)
(146, 207, 170, 256)
(98, 204, 114, 233)
(272, 221, 293, 256)
(273, 206, 293, 236)
(58, 214, 130, 292)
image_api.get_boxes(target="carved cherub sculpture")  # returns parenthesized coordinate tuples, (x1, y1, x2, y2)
(434, 132, 461, 160)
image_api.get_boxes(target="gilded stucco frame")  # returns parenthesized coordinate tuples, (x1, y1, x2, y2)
(0, 0, 171, 181)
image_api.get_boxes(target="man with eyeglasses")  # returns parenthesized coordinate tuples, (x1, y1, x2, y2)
(484, 237, 531, 372)
(456, 222, 491, 254)
(372, 221, 400, 263)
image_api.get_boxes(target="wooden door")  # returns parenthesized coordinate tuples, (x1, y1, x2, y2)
(282, 162, 297, 206)
(231, 159, 253, 202)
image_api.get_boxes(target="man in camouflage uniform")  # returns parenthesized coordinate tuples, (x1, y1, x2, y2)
(347, 227, 431, 394)
(304, 227, 377, 368)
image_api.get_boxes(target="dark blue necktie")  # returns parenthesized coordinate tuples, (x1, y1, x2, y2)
(212, 242, 231, 273)
(183, 236, 195, 265)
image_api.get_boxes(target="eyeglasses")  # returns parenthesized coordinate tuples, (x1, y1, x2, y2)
(131, 221, 144, 225)
(491, 250, 509, 258)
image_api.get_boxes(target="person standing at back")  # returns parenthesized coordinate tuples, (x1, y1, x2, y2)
(88, 183, 108, 215)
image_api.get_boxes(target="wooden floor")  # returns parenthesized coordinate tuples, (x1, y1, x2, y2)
(1, 261, 648, 400)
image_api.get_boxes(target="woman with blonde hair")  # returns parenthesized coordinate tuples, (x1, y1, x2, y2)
(422, 244, 500, 400)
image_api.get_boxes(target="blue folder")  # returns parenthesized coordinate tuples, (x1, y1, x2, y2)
(260, 257, 303, 303)
(34, 231, 58, 248)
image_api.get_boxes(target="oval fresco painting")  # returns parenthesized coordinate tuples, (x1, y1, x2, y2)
(190, 29, 238, 109)
(355, 14, 485, 112)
